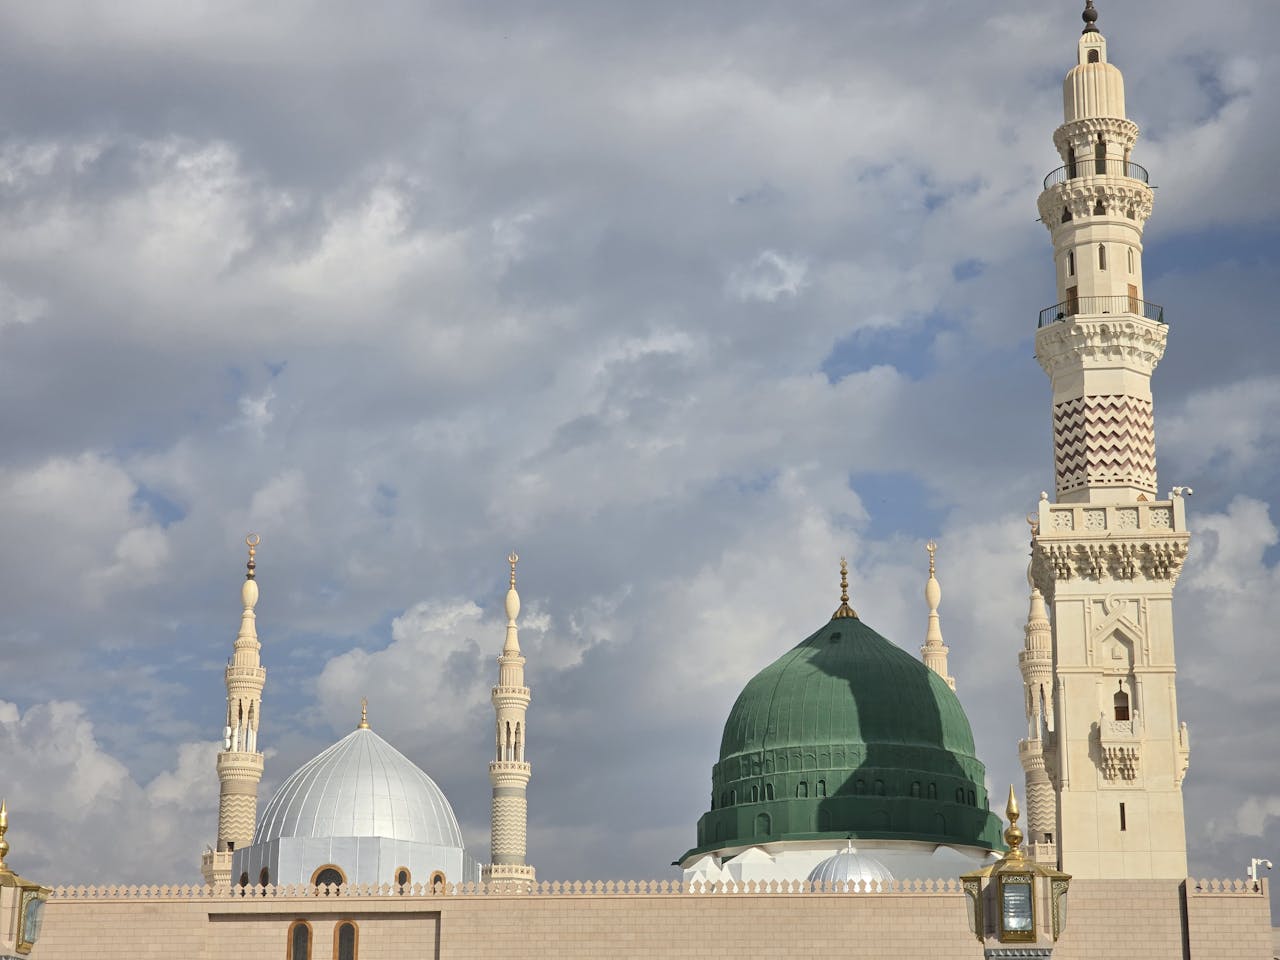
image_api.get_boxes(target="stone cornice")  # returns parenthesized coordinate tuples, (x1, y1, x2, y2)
(1035, 315, 1167, 378)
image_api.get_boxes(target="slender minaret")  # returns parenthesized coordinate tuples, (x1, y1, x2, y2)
(920, 540, 954, 690)
(1017, 554, 1057, 867)
(1029, 2, 1190, 880)
(483, 553, 535, 884)
(201, 535, 267, 886)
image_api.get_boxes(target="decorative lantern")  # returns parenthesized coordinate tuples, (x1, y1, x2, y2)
(961, 787, 1071, 955)
(0, 802, 50, 957)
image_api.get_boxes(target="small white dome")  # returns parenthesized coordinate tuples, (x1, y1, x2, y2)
(807, 848, 895, 887)
(255, 727, 463, 847)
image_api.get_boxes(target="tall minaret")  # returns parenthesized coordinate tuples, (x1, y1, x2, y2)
(201, 535, 267, 886)
(483, 553, 535, 884)
(1029, 2, 1191, 880)
(920, 540, 954, 690)
(1017, 555, 1057, 867)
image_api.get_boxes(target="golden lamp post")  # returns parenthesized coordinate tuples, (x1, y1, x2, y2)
(961, 787, 1071, 957)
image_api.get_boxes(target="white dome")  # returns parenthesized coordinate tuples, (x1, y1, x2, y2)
(807, 848, 895, 887)
(255, 727, 464, 847)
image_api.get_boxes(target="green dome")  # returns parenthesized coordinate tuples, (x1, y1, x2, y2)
(682, 614, 1003, 861)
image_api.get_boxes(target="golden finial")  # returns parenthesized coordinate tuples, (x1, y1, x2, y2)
(1003, 785, 1025, 860)
(358, 698, 370, 730)
(832, 557, 858, 619)
(508, 551, 519, 589)
(926, 539, 937, 578)
(245, 533, 260, 581)
(0, 799, 10, 872)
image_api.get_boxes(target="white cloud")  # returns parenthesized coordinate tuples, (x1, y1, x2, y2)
(727, 250, 809, 302)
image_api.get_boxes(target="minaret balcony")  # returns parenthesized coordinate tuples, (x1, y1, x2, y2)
(1038, 294, 1164, 328)
(1043, 157, 1149, 189)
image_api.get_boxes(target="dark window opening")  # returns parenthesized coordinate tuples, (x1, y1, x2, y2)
(750, 785, 759, 803)
(1114, 687, 1130, 721)
(1095, 134, 1106, 174)
(312, 866, 345, 892)
(396, 868, 410, 891)
(288, 920, 312, 960)
(927, 783, 937, 800)
(910, 781, 921, 798)
(874, 780, 885, 796)
(1094, 198, 1106, 216)
(238, 872, 249, 888)
(967, 789, 976, 806)
(1062, 206, 1073, 223)
(259, 868, 270, 887)
(336, 920, 358, 960)
(764, 783, 774, 801)
(1067, 250, 1075, 276)
(816, 779, 827, 798)
(1088, 48, 1100, 63)
(1098, 243, 1107, 269)
(1120, 802, 1127, 831)
(855, 779, 865, 794)
(797, 781, 808, 799)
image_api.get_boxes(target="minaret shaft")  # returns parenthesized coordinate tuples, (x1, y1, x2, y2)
(484, 554, 535, 884)
(1029, 10, 1189, 881)
(201, 536, 267, 887)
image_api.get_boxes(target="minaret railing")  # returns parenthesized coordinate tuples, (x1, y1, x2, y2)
(1038, 295, 1164, 328)
(1042, 158, 1149, 189)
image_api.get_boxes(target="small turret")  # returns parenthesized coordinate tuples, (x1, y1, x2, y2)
(201, 535, 268, 886)
(920, 540, 955, 691)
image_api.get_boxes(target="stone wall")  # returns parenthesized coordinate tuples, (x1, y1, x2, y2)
(31, 877, 1272, 960)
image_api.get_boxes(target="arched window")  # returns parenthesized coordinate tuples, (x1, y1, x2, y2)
(239, 872, 249, 888)
(754, 813, 771, 837)
(750, 785, 759, 803)
(1067, 250, 1075, 276)
(1067, 147, 1077, 178)
(956, 787, 965, 804)
(1095, 134, 1106, 174)
(335, 920, 358, 960)
(816, 779, 826, 798)
(764, 783, 774, 801)
(395, 867, 411, 892)
(1061, 205, 1073, 223)
(1114, 686, 1131, 721)
(1098, 244, 1107, 269)
(287, 920, 312, 960)
(797, 781, 808, 799)
(927, 782, 937, 800)
(429, 871, 446, 893)
(910, 781, 921, 798)
(729, 789, 736, 805)
(855, 778, 865, 794)
(1088, 48, 1100, 63)
(1128, 248, 1134, 272)
(259, 867, 270, 887)
(311, 865, 346, 894)
(873, 780, 885, 796)
(1094, 198, 1106, 216)
(967, 789, 976, 806)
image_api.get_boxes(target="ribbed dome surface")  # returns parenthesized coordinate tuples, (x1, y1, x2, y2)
(682, 614, 1003, 863)
(719, 616, 976, 759)
(807, 849, 895, 886)
(256, 727, 463, 847)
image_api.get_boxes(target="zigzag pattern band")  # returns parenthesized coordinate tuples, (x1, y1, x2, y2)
(1054, 394, 1156, 495)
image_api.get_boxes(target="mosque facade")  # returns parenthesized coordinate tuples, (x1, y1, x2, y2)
(1, 5, 1274, 959)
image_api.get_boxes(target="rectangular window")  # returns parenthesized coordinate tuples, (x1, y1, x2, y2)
(1120, 802, 1127, 831)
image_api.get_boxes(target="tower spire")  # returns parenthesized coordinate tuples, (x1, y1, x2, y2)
(920, 540, 955, 691)
(202, 534, 268, 887)
(485, 551, 535, 885)
(1029, 18, 1191, 880)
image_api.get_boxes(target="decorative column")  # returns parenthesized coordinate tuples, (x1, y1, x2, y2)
(483, 553, 535, 884)
(920, 540, 955, 690)
(201, 535, 267, 886)
(1029, 2, 1189, 880)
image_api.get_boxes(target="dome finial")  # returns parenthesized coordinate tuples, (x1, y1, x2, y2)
(509, 551, 519, 589)
(832, 557, 858, 619)
(245, 533, 260, 581)
(1082, 0, 1100, 34)
(358, 697, 370, 729)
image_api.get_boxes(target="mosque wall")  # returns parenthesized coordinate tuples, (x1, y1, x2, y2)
(31, 877, 1271, 960)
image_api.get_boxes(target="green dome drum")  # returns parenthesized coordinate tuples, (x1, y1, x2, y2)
(684, 608, 1004, 860)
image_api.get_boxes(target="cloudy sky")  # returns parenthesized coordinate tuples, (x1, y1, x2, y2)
(0, 0, 1277, 910)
